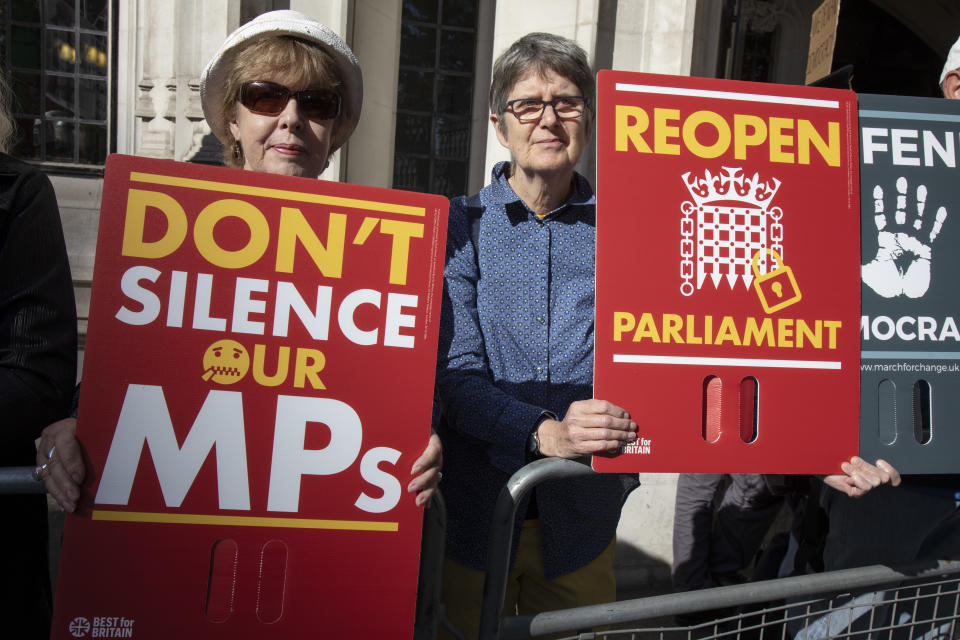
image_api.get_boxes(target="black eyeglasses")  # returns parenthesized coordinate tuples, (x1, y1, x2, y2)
(237, 81, 341, 120)
(505, 96, 588, 122)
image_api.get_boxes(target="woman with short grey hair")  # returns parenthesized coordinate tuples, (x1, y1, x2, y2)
(488, 32, 595, 130)
(435, 32, 639, 639)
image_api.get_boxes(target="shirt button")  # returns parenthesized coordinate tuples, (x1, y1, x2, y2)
(536, 366, 543, 374)
(537, 315, 546, 324)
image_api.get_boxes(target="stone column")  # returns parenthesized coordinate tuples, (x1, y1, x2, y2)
(133, 0, 177, 158)
(611, 0, 698, 75)
(119, 0, 241, 162)
(343, 0, 401, 188)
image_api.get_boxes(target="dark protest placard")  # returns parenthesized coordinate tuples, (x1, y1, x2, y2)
(593, 71, 861, 473)
(51, 155, 448, 639)
(858, 94, 960, 473)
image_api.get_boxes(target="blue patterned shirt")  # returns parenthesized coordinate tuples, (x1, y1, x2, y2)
(436, 161, 637, 576)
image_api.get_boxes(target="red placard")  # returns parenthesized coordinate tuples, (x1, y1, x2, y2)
(594, 72, 860, 473)
(51, 155, 448, 639)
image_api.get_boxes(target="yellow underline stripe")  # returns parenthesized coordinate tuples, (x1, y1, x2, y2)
(92, 510, 398, 532)
(129, 172, 425, 217)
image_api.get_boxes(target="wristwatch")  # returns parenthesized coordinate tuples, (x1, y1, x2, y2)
(526, 413, 554, 461)
(527, 428, 542, 460)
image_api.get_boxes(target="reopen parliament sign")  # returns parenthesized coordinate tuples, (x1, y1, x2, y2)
(51, 155, 448, 639)
(593, 72, 861, 473)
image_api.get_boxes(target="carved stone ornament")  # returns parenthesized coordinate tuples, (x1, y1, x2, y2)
(741, 0, 789, 33)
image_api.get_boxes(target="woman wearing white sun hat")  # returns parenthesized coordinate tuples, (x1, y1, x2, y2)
(200, 9, 364, 177)
(36, 10, 442, 513)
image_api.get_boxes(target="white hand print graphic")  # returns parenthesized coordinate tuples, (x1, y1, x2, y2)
(861, 177, 947, 299)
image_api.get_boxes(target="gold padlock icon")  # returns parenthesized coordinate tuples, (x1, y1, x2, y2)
(751, 249, 801, 313)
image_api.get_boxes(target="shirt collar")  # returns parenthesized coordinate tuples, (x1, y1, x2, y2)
(488, 161, 595, 224)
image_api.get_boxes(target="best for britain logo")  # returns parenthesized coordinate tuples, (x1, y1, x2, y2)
(622, 436, 652, 455)
(68, 616, 136, 638)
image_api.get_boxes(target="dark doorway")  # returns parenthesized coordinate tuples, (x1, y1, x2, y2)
(833, 0, 943, 97)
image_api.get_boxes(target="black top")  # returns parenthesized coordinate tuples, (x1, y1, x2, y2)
(0, 152, 77, 463)
(0, 152, 77, 640)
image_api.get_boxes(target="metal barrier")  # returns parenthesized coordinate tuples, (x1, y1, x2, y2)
(417, 492, 455, 640)
(0, 466, 45, 494)
(497, 560, 960, 640)
(9, 455, 959, 640)
(480, 458, 597, 640)
(479, 459, 960, 640)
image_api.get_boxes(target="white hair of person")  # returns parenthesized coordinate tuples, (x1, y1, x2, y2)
(939, 34, 960, 86)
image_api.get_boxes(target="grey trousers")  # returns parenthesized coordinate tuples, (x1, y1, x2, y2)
(672, 473, 784, 590)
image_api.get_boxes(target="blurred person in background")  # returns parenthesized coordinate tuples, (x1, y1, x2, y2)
(0, 69, 77, 638)
(816, 33, 960, 580)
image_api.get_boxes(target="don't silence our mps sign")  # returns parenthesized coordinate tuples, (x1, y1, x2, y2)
(52, 155, 448, 639)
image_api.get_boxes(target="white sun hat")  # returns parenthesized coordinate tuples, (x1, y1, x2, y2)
(940, 35, 960, 86)
(200, 10, 363, 152)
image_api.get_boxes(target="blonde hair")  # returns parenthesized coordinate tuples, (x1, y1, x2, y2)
(0, 72, 16, 153)
(219, 35, 350, 168)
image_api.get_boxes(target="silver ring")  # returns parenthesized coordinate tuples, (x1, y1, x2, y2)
(438, 471, 443, 481)
(46, 445, 56, 461)
(33, 462, 49, 481)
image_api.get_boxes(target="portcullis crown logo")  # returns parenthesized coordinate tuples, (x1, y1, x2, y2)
(680, 167, 784, 296)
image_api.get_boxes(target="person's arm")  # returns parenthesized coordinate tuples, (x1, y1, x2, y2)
(435, 199, 546, 469)
(0, 163, 77, 450)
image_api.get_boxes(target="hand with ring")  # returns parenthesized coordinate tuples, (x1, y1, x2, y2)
(32, 460, 49, 481)
(35, 418, 85, 512)
(32, 444, 58, 480)
(407, 430, 443, 508)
